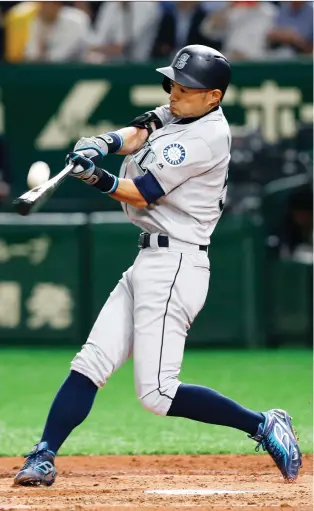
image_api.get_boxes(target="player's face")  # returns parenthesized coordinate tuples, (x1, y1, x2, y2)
(169, 82, 222, 118)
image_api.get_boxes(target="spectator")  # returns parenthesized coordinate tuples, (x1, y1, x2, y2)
(202, 1, 229, 13)
(71, 1, 102, 24)
(200, 1, 276, 60)
(199, 2, 231, 53)
(24, 1, 90, 62)
(3, 1, 38, 62)
(151, 1, 211, 60)
(87, 1, 160, 63)
(267, 1, 313, 58)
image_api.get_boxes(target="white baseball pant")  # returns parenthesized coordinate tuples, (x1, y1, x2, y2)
(71, 235, 210, 416)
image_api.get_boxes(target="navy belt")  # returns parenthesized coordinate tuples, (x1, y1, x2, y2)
(138, 232, 208, 252)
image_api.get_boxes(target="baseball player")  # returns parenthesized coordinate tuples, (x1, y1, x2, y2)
(14, 45, 301, 487)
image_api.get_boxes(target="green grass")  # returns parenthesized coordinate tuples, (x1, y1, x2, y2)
(0, 348, 312, 456)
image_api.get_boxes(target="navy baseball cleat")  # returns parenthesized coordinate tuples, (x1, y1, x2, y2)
(14, 441, 56, 486)
(249, 409, 302, 482)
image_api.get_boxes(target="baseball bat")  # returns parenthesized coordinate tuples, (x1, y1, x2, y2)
(13, 162, 75, 216)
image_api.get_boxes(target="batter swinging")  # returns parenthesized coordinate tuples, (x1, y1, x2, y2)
(14, 45, 302, 487)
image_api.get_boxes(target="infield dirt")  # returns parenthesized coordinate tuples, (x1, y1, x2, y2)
(0, 454, 312, 510)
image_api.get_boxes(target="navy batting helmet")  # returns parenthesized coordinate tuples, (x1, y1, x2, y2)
(156, 45, 231, 98)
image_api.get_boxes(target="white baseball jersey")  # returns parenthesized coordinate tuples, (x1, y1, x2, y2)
(119, 104, 231, 245)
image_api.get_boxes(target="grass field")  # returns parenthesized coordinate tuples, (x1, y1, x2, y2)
(0, 348, 312, 456)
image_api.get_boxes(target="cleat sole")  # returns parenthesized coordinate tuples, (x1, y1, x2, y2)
(14, 477, 53, 487)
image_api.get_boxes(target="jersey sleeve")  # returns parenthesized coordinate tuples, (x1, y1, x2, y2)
(146, 136, 212, 195)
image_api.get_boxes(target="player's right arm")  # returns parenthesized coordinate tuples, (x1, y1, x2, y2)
(126, 105, 173, 132)
(66, 105, 172, 198)
(72, 126, 149, 163)
(71, 105, 171, 162)
(116, 105, 174, 153)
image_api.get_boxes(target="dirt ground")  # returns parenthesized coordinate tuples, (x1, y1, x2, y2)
(0, 454, 312, 511)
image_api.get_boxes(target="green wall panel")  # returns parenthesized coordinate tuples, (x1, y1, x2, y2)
(266, 259, 313, 345)
(0, 213, 88, 344)
(0, 211, 311, 347)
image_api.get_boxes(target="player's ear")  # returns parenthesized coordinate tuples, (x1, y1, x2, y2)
(204, 89, 221, 108)
(210, 89, 222, 104)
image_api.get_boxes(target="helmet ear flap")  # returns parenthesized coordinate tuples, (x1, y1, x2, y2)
(162, 77, 171, 93)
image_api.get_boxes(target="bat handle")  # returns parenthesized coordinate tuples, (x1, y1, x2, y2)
(50, 162, 75, 185)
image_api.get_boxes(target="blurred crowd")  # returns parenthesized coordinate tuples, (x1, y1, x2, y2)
(0, 0, 312, 63)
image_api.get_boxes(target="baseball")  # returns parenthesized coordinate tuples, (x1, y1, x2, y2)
(27, 161, 50, 189)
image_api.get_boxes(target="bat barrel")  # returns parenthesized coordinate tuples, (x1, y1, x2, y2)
(13, 197, 36, 216)
(13, 163, 74, 216)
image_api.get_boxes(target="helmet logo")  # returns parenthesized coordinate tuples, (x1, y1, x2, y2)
(175, 53, 190, 70)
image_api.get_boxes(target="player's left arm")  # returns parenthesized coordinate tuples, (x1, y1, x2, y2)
(110, 178, 148, 208)
(66, 150, 149, 208)
(111, 135, 214, 208)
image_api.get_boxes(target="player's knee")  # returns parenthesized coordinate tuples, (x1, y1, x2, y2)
(70, 340, 113, 388)
(138, 389, 169, 416)
(137, 379, 181, 416)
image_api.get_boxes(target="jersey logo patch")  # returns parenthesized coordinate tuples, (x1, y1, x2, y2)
(175, 53, 190, 70)
(163, 143, 186, 166)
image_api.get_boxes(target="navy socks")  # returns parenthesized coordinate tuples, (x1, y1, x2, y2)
(168, 383, 264, 436)
(40, 373, 263, 454)
(41, 370, 98, 454)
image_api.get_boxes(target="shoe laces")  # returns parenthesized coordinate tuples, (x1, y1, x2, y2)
(255, 436, 284, 459)
(22, 449, 48, 470)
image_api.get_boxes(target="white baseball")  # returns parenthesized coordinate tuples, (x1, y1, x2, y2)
(27, 161, 50, 189)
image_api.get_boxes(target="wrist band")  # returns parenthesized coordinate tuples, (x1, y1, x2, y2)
(93, 167, 119, 194)
(96, 132, 123, 155)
